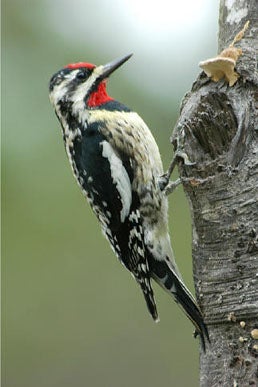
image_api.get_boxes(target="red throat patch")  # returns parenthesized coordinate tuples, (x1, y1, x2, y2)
(87, 81, 113, 107)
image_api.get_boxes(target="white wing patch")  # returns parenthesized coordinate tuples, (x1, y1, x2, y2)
(101, 140, 132, 222)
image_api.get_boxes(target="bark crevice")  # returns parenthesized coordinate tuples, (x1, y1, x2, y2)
(170, 1, 258, 385)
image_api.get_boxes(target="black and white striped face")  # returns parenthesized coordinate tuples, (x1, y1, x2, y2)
(49, 54, 133, 113)
(49, 65, 100, 109)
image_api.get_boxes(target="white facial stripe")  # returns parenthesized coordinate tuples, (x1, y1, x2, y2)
(71, 66, 104, 116)
(49, 66, 103, 110)
(49, 79, 69, 106)
(49, 71, 78, 108)
(101, 140, 132, 222)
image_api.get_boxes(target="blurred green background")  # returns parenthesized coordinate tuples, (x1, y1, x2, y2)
(2, 1, 218, 386)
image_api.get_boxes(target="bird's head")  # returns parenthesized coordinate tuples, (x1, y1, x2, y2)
(49, 53, 132, 113)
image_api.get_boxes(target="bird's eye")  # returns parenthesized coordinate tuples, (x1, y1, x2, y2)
(76, 70, 87, 80)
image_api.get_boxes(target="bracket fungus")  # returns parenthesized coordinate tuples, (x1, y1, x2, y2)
(199, 21, 249, 87)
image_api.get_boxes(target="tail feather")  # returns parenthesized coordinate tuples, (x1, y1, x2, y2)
(171, 274, 210, 351)
(149, 258, 209, 350)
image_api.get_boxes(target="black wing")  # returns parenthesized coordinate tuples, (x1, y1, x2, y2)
(71, 122, 158, 320)
(71, 121, 131, 232)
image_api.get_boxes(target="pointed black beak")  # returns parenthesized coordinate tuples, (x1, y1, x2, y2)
(98, 53, 133, 79)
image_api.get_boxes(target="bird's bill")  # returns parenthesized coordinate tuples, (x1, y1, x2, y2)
(97, 53, 133, 80)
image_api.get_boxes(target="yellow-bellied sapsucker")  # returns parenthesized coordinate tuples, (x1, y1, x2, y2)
(49, 54, 209, 349)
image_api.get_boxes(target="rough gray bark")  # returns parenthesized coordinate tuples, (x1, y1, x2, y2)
(171, 1, 258, 386)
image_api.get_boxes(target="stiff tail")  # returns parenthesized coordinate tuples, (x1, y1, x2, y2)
(171, 274, 209, 351)
(149, 258, 209, 350)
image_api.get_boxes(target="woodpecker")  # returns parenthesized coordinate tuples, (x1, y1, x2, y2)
(49, 54, 209, 349)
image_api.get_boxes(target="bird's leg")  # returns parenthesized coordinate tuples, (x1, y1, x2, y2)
(163, 178, 181, 195)
(158, 150, 195, 195)
(158, 155, 177, 191)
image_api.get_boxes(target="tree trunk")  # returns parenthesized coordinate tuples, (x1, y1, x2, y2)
(171, 1, 258, 386)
